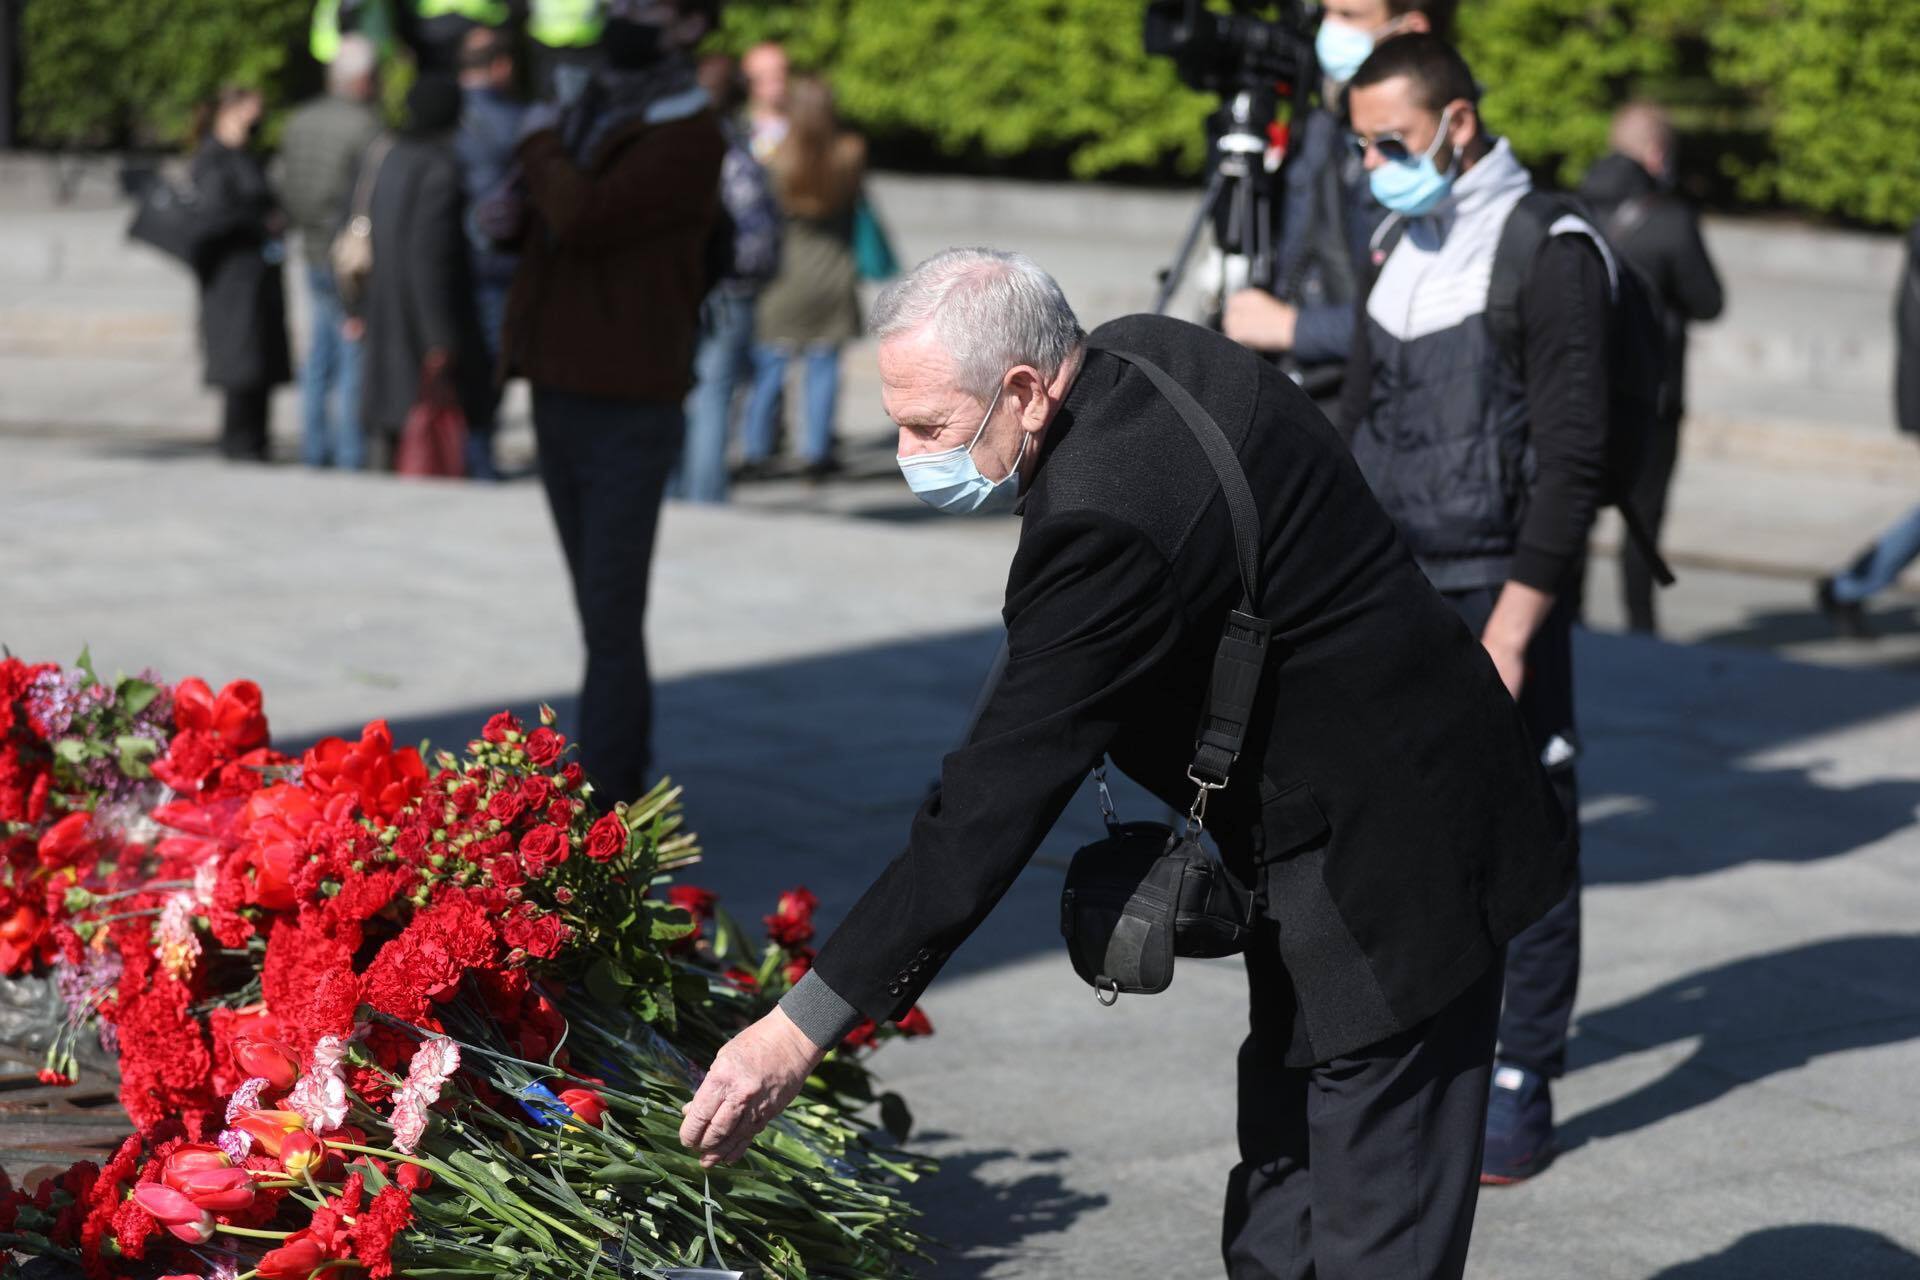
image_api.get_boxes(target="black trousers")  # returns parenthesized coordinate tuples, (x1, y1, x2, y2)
(1224, 952, 1505, 1279)
(1445, 587, 1582, 1079)
(1620, 414, 1682, 634)
(532, 387, 682, 808)
(220, 387, 270, 461)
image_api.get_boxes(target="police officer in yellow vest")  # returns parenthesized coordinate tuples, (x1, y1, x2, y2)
(525, 0, 605, 103)
(312, 0, 514, 74)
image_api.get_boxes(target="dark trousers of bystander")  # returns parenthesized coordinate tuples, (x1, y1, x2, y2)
(532, 387, 684, 808)
(1224, 955, 1505, 1279)
(221, 387, 271, 461)
(1446, 587, 1582, 1079)
(1620, 415, 1682, 634)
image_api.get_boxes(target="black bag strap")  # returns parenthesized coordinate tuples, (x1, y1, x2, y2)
(1102, 348, 1274, 818)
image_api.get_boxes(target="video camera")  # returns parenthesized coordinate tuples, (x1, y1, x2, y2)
(1144, 0, 1317, 98)
(1142, 1, 1322, 315)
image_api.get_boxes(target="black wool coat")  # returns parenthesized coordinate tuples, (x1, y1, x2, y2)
(358, 135, 495, 438)
(190, 140, 292, 391)
(811, 314, 1576, 1066)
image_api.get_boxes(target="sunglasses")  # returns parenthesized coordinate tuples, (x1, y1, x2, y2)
(1348, 106, 1456, 165)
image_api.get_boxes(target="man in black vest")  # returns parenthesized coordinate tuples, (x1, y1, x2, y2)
(1343, 36, 1613, 1183)
(677, 248, 1575, 1276)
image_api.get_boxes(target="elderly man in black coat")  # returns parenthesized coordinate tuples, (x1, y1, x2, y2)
(679, 248, 1574, 1278)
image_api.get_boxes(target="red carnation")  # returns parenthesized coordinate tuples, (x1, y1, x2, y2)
(584, 814, 627, 863)
(525, 727, 565, 767)
(352, 1183, 414, 1278)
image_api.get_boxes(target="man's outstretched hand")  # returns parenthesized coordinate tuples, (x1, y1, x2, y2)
(679, 1006, 827, 1167)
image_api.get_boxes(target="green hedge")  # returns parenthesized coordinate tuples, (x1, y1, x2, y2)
(19, 0, 1920, 226)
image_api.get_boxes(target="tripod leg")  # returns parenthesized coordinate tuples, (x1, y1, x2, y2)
(1153, 166, 1228, 316)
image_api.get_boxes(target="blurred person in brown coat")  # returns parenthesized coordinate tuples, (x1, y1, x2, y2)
(501, 0, 725, 805)
(190, 86, 292, 462)
(738, 75, 865, 480)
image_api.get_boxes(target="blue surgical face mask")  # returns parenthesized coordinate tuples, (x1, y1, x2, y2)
(1368, 106, 1458, 217)
(1315, 19, 1376, 87)
(896, 380, 1027, 514)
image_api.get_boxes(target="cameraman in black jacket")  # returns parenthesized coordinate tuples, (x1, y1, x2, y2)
(1222, 0, 1454, 416)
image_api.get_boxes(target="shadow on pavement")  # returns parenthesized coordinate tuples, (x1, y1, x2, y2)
(1575, 630, 1920, 886)
(1560, 934, 1920, 1148)
(1691, 600, 1920, 655)
(1645, 1225, 1920, 1279)
(906, 1142, 1112, 1277)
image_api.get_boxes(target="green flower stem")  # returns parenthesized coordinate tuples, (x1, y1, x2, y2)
(215, 1224, 292, 1241)
(84, 880, 192, 906)
(326, 1143, 600, 1250)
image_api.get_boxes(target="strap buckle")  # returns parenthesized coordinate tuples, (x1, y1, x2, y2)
(1184, 768, 1228, 838)
(1093, 763, 1119, 831)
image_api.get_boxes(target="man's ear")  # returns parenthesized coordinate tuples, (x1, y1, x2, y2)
(1011, 366, 1050, 429)
(1448, 100, 1479, 151)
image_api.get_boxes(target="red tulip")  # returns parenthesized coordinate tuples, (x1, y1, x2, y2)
(558, 1087, 608, 1128)
(168, 1165, 256, 1214)
(256, 1233, 329, 1280)
(161, 1144, 230, 1186)
(233, 1036, 301, 1091)
(131, 1183, 214, 1243)
(232, 1107, 307, 1157)
(279, 1132, 326, 1178)
(35, 812, 93, 870)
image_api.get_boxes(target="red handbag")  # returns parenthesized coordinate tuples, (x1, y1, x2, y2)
(395, 354, 468, 479)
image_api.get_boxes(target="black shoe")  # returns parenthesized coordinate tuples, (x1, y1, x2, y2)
(1815, 578, 1874, 640)
(1481, 1062, 1555, 1185)
(803, 456, 843, 484)
(730, 458, 774, 484)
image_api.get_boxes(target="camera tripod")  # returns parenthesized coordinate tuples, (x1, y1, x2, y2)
(1152, 85, 1283, 319)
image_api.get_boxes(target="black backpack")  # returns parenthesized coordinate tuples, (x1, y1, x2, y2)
(1485, 190, 1676, 587)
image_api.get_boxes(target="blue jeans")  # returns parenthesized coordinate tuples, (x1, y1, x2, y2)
(1832, 503, 1920, 604)
(674, 290, 756, 503)
(299, 264, 365, 469)
(743, 342, 841, 466)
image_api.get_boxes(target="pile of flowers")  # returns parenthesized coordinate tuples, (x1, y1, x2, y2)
(0, 655, 934, 1278)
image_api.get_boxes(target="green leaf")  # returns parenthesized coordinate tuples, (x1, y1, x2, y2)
(584, 957, 632, 1007)
(53, 739, 88, 765)
(118, 679, 160, 716)
(73, 647, 98, 685)
(115, 735, 159, 778)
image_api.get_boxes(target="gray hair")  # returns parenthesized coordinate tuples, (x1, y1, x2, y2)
(328, 34, 378, 96)
(870, 248, 1086, 399)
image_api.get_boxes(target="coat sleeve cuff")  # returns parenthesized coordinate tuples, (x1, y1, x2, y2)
(778, 970, 865, 1051)
(1509, 542, 1571, 595)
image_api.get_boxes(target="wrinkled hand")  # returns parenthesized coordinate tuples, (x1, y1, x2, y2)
(1482, 635, 1526, 700)
(680, 1007, 825, 1168)
(1221, 290, 1297, 353)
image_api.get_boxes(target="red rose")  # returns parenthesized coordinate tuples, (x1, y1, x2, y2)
(560, 763, 586, 791)
(546, 798, 575, 826)
(783, 948, 814, 986)
(894, 1007, 935, 1038)
(486, 788, 527, 826)
(489, 855, 527, 889)
(841, 1019, 879, 1051)
(518, 776, 554, 811)
(524, 728, 565, 767)
(668, 886, 717, 919)
(764, 886, 819, 948)
(482, 711, 522, 744)
(584, 814, 627, 863)
(518, 824, 568, 876)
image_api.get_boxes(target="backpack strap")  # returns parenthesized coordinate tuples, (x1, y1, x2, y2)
(1485, 191, 1568, 374)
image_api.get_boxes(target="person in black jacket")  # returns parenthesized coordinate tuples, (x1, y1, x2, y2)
(676, 249, 1574, 1279)
(1579, 103, 1725, 634)
(358, 74, 495, 473)
(1817, 218, 1920, 636)
(189, 86, 292, 462)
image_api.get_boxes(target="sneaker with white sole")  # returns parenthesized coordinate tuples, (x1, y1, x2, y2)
(1481, 1061, 1554, 1185)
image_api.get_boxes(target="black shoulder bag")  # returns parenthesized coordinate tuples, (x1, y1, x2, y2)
(1057, 348, 1273, 1005)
